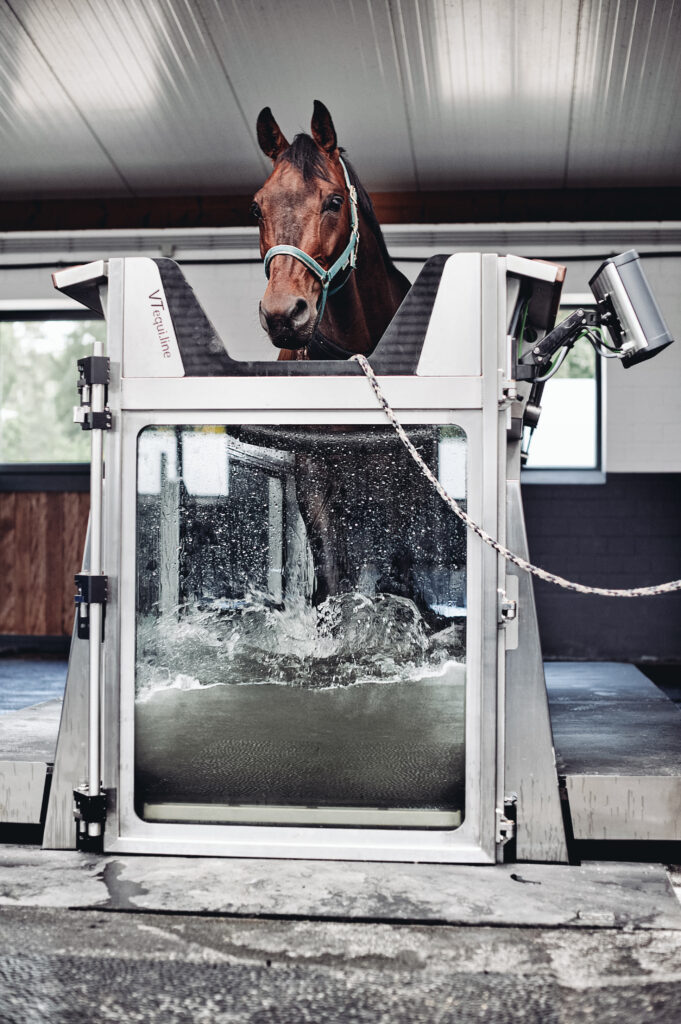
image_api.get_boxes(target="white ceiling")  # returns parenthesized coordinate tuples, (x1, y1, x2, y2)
(1, 0, 680, 199)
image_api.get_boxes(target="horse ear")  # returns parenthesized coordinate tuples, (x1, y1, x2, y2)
(310, 100, 338, 154)
(256, 107, 290, 161)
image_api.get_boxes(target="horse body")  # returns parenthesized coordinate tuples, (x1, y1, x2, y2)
(253, 102, 411, 603)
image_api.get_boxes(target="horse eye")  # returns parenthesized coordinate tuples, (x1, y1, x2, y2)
(250, 201, 262, 220)
(325, 195, 344, 213)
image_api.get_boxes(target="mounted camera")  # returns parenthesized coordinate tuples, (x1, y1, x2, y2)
(519, 249, 674, 379)
(589, 250, 674, 367)
(516, 250, 675, 460)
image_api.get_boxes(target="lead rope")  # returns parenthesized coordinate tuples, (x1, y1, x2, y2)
(352, 354, 681, 598)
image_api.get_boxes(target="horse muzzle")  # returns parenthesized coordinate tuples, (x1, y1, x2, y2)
(259, 297, 313, 349)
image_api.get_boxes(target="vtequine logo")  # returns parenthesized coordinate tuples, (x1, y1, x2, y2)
(149, 289, 172, 359)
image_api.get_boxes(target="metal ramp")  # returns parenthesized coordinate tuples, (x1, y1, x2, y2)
(546, 662, 681, 843)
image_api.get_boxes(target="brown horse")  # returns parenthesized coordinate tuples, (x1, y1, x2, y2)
(254, 100, 410, 360)
(253, 102, 411, 603)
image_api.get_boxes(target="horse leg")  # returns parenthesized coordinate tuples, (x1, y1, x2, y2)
(294, 453, 341, 605)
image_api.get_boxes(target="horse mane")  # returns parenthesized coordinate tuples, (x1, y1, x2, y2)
(278, 134, 394, 265)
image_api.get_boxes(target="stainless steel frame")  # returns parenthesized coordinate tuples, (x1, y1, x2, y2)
(48, 253, 569, 863)
(109, 405, 490, 862)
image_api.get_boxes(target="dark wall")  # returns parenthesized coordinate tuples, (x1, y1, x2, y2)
(522, 474, 681, 663)
(3, 187, 681, 232)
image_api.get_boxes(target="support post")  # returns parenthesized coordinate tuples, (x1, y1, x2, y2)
(69, 342, 110, 849)
(504, 480, 568, 862)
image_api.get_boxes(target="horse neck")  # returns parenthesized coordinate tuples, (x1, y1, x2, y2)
(323, 211, 407, 356)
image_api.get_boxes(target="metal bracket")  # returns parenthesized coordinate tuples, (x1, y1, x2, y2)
(518, 307, 599, 377)
(499, 380, 518, 410)
(74, 572, 108, 641)
(73, 785, 107, 852)
(498, 578, 519, 650)
(497, 588, 517, 625)
(496, 796, 517, 845)
(74, 407, 112, 431)
(74, 355, 112, 432)
(78, 355, 110, 387)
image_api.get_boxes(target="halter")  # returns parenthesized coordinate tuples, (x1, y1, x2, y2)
(263, 156, 360, 324)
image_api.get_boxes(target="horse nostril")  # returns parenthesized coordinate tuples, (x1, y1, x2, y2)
(289, 298, 309, 325)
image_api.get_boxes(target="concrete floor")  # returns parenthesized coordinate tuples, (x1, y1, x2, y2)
(1, 905, 681, 1024)
(0, 849, 680, 1023)
(1, 657, 681, 1021)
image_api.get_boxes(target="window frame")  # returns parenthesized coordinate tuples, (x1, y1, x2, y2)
(521, 292, 606, 485)
(0, 301, 103, 488)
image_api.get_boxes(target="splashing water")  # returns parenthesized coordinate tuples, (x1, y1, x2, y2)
(136, 591, 465, 701)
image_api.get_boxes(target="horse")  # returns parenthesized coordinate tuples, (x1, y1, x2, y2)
(252, 101, 411, 604)
(253, 100, 410, 360)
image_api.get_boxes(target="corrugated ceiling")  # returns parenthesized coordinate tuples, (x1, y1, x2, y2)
(0, 0, 679, 198)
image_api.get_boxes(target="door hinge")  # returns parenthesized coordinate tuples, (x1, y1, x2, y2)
(74, 571, 108, 640)
(74, 355, 112, 431)
(497, 588, 517, 625)
(74, 785, 107, 852)
(499, 379, 518, 409)
(496, 797, 517, 845)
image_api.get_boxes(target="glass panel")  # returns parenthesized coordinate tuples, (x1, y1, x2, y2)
(0, 319, 106, 463)
(135, 424, 467, 826)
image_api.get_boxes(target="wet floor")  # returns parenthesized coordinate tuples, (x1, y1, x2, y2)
(0, 657, 67, 714)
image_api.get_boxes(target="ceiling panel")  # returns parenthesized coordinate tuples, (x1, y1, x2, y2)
(7, 0, 267, 195)
(388, 0, 582, 188)
(0, 3, 127, 196)
(0, 0, 679, 199)
(567, 0, 681, 186)
(197, 0, 417, 191)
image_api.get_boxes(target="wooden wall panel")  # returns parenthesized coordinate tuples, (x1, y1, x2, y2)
(61, 492, 90, 635)
(0, 492, 89, 637)
(0, 493, 18, 633)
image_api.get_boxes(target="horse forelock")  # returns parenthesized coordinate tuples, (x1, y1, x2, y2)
(278, 134, 334, 184)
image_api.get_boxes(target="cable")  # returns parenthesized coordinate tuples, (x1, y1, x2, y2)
(517, 299, 530, 360)
(353, 353, 681, 598)
(534, 346, 569, 382)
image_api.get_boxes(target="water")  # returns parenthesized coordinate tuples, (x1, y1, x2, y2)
(134, 424, 468, 818)
(136, 591, 465, 701)
(134, 592, 466, 816)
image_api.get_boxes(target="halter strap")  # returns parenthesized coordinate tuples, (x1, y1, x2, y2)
(263, 156, 360, 323)
(305, 331, 356, 361)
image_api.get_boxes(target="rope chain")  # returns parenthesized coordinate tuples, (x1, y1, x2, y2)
(352, 354, 681, 599)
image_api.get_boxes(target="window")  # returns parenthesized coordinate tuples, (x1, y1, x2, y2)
(522, 295, 602, 476)
(134, 423, 467, 828)
(0, 312, 106, 465)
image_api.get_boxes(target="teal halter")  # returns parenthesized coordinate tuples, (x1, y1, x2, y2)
(263, 156, 360, 323)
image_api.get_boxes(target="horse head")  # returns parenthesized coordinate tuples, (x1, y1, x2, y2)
(254, 100, 359, 354)
(253, 101, 410, 360)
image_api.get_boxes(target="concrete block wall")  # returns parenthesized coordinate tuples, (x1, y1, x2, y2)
(523, 474, 681, 662)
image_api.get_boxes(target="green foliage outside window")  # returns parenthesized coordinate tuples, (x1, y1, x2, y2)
(0, 318, 106, 463)
(554, 337, 596, 380)
(553, 306, 597, 380)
